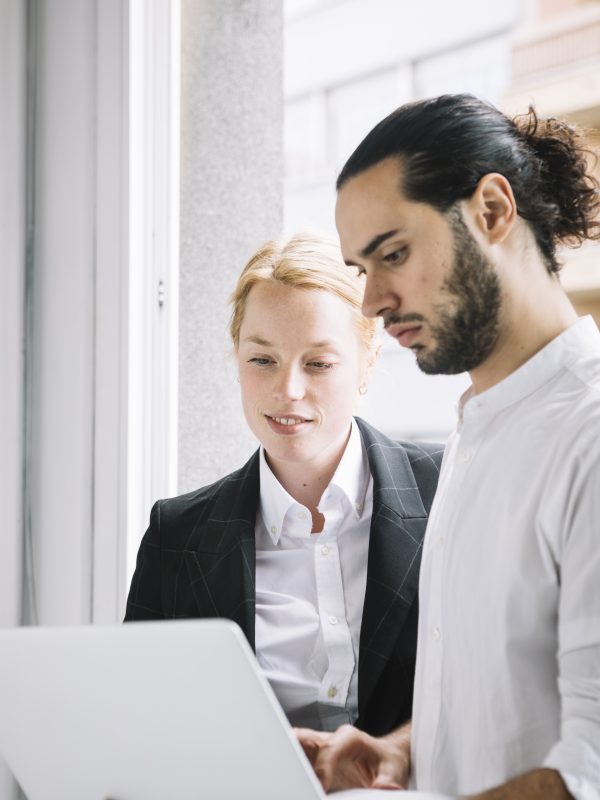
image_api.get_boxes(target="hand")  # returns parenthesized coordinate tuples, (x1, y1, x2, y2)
(295, 722, 411, 793)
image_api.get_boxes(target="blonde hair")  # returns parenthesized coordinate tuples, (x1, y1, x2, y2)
(230, 232, 377, 351)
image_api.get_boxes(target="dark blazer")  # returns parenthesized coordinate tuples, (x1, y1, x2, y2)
(125, 417, 443, 736)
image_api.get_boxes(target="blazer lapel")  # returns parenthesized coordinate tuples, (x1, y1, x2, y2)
(355, 417, 429, 718)
(185, 451, 260, 650)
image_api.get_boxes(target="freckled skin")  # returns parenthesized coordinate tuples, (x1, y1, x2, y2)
(236, 282, 369, 498)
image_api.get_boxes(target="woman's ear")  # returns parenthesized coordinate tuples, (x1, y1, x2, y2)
(370, 341, 382, 368)
(464, 172, 517, 245)
(360, 340, 381, 390)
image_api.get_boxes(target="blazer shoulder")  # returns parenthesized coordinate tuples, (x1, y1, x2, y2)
(394, 440, 443, 513)
(152, 449, 261, 540)
(355, 416, 443, 514)
(396, 439, 444, 471)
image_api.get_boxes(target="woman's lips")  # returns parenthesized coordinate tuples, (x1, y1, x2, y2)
(265, 414, 312, 435)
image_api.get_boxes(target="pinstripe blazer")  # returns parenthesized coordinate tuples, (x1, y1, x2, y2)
(125, 417, 443, 736)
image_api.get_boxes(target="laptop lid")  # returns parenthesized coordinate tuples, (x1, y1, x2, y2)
(0, 620, 456, 800)
(0, 619, 326, 800)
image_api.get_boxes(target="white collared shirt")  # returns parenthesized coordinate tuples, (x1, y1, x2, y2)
(254, 419, 373, 731)
(412, 316, 600, 799)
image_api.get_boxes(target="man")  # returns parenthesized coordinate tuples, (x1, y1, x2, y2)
(296, 94, 600, 799)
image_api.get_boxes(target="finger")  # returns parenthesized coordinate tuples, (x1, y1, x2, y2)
(314, 740, 370, 791)
(371, 778, 405, 790)
(294, 727, 328, 746)
(371, 759, 409, 790)
(294, 728, 328, 765)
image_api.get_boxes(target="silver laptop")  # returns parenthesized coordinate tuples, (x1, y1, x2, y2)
(0, 620, 453, 800)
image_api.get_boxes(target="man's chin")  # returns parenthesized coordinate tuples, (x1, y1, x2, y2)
(415, 350, 465, 376)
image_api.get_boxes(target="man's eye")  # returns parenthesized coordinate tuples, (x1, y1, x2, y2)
(383, 248, 407, 265)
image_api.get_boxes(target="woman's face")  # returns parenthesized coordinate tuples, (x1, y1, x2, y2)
(237, 281, 368, 477)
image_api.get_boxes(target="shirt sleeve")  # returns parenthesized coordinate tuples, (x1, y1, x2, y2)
(560, 771, 600, 800)
(543, 443, 600, 796)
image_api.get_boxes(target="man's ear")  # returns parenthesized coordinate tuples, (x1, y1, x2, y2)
(464, 173, 517, 245)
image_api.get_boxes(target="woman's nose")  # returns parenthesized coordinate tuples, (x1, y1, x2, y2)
(274, 365, 305, 401)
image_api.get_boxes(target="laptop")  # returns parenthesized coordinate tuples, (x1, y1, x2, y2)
(0, 620, 453, 800)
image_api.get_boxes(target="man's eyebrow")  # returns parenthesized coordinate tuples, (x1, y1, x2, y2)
(359, 229, 401, 259)
(345, 228, 402, 265)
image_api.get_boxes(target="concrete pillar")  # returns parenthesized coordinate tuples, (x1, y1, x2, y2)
(179, 0, 283, 492)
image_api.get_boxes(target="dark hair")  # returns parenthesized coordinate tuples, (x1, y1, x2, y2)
(336, 94, 600, 274)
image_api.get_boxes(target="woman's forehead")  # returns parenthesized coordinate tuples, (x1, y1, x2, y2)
(239, 283, 361, 347)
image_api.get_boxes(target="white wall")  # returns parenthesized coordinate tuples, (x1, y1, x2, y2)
(285, 0, 520, 98)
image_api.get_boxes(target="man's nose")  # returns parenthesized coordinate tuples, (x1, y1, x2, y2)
(362, 272, 396, 319)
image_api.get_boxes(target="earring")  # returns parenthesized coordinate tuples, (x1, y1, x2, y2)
(358, 382, 367, 396)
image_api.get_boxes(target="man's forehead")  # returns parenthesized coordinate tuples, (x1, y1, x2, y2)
(336, 161, 412, 253)
(338, 157, 403, 200)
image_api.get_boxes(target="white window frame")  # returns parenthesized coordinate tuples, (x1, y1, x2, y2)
(93, 0, 180, 621)
(126, 0, 181, 598)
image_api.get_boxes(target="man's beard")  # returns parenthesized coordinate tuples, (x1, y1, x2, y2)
(415, 207, 502, 375)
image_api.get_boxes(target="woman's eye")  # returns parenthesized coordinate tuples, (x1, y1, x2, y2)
(249, 357, 273, 366)
(308, 361, 334, 370)
(355, 265, 366, 277)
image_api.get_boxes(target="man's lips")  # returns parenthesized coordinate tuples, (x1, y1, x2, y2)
(385, 322, 423, 348)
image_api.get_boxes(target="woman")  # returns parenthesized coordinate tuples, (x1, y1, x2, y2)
(125, 232, 442, 737)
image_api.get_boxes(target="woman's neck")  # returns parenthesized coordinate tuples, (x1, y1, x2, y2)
(264, 426, 352, 531)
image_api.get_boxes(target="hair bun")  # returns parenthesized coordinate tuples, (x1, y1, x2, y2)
(513, 107, 600, 246)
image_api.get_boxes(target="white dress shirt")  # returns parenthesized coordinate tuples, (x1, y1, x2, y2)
(412, 316, 600, 799)
(254, 419, 373, 731)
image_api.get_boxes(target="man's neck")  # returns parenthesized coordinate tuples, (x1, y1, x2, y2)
(469, 276, 578, 395)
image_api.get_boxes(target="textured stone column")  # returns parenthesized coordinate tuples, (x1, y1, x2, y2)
(179, 0, 283, 492)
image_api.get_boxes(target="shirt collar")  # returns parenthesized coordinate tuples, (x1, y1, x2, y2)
(258, 418, 369, 545)
(459, 316, 600, 423)
(324, 418, 369, 519)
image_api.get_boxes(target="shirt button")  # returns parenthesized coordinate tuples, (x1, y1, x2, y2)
(431, 626, 441, 641)
(297, 511, 307, 520)
(328, 686, 338, 699)
(328, 615, 338, 625)
(436, 536, 444, 549)
(461, 449, 472, 463)
(320, 545, 330, 556)
(355, 502, 362, 514)
(270, 525, 277, 535)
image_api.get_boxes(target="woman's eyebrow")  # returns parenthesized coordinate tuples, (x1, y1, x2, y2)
(242, 336, 342, 349)
(308, 340, 340, 349)
(242, 335, 272, 346)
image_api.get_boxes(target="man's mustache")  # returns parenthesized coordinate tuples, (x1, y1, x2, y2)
(383, 312, 426, 329)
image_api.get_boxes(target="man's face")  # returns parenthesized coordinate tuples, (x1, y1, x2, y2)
(335, 158, 502, 375)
